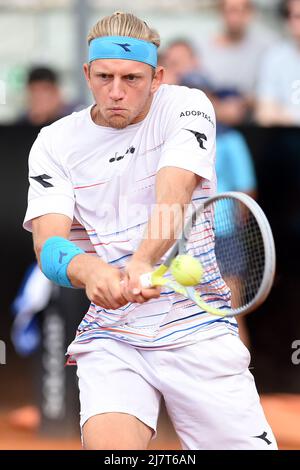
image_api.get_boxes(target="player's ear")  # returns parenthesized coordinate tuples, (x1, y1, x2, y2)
(151, 66, 164, 93)
(83, 63, 92, 89)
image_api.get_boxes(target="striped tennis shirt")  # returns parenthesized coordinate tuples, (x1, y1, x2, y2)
(23, 84, 238, 358)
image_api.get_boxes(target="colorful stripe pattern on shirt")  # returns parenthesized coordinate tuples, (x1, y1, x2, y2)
(68, 194, 238, 353)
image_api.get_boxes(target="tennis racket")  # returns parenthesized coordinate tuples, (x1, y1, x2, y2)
(140, 192, 276, 317)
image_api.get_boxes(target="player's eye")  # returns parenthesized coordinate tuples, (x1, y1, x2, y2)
(98, 73, 109, 80)
(126, 75, 137, 82)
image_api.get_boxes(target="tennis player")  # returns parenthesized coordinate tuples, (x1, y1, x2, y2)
(23, 12, 277, 450)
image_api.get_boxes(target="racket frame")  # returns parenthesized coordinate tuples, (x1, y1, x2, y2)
(141, 192, 276, 317)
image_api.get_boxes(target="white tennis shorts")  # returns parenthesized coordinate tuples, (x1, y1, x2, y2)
(74, 333, 277, 450)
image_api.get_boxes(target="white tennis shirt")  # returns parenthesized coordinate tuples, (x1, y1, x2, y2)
(24, 84, 238, 355)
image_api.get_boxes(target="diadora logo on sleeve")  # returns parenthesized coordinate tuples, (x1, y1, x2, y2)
(30, 174, 53, 188)
(184, 129, 207, 150)
(180, 110, 215, 128)
(109, 146, 135, 163)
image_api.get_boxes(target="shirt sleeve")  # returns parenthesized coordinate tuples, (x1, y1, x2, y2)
(157, 88, 216, 181)
(23, 128, 75, 232)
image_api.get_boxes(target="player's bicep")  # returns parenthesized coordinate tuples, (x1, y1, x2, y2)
(32, 213, 73, 263)
(155, 167, 202, 205)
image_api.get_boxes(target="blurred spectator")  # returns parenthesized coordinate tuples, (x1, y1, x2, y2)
(173, 66, 257, 347)
(256, 0, 300, 126)
(216, 121, 257, 348)
(199, 0, 273, 125)
(161, 43, 257, 194)
(159, 39, 201, 85)
(181, 77, 257, 348)
(10, 65, 80, 428)
(161, 42, 257, 200)
(160, 39, 213, 96)
(215, 121, 257, 199)
(16, 66, 78, 126)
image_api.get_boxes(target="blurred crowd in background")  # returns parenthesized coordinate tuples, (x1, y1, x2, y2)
(1, 0, 300, 127)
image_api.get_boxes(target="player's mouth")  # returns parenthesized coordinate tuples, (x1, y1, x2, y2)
(107, 108, 127, 113)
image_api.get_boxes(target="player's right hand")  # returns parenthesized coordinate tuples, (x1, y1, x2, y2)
(69, 255, 129, 310)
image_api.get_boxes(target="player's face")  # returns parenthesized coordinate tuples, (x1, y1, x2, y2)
(84, 59, 163, 129)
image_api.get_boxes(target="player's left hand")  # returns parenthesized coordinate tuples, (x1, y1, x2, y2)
(122, 258, 161, 304)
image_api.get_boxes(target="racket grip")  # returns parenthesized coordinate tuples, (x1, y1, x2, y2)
(140, 272, 154, 288)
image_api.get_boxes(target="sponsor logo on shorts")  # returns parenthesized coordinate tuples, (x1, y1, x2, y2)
(180, 110, 215, 127)
(253, 431, 272, 445)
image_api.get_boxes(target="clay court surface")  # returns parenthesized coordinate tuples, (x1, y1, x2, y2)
(0, 394, 300, 450)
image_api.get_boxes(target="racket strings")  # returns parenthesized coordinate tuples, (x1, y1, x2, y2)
(212, 199, 265, 310)
(184, 198, 266, 312)
(186, 207, 232, 309)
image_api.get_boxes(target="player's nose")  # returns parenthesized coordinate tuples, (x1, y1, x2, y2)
(109, 78, 125, 101)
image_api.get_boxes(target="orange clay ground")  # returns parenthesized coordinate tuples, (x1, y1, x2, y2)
(0, 394, 299, 450)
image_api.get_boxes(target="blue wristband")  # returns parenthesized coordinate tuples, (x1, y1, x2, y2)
(40, 236, 85, 288)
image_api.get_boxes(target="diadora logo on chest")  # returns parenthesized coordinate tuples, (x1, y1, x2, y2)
(109, 146, 135, 163)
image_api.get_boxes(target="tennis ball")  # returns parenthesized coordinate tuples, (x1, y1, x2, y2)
(170, 255, 203, 286)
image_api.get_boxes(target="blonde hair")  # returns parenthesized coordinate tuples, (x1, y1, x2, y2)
(87, 11, 160, 48)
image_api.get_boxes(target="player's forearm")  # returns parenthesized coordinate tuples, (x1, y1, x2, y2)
(132, 167, 200, 265)
(67, 253, 106, 288)
(132, 203, 184, 265)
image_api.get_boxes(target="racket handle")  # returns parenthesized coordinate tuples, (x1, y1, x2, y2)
(140, 272, 154, 288)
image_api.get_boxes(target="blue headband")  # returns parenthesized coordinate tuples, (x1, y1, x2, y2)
(88, 36, 158, 68)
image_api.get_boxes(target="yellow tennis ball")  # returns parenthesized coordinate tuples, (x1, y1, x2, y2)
(170, 255, 203, 286)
